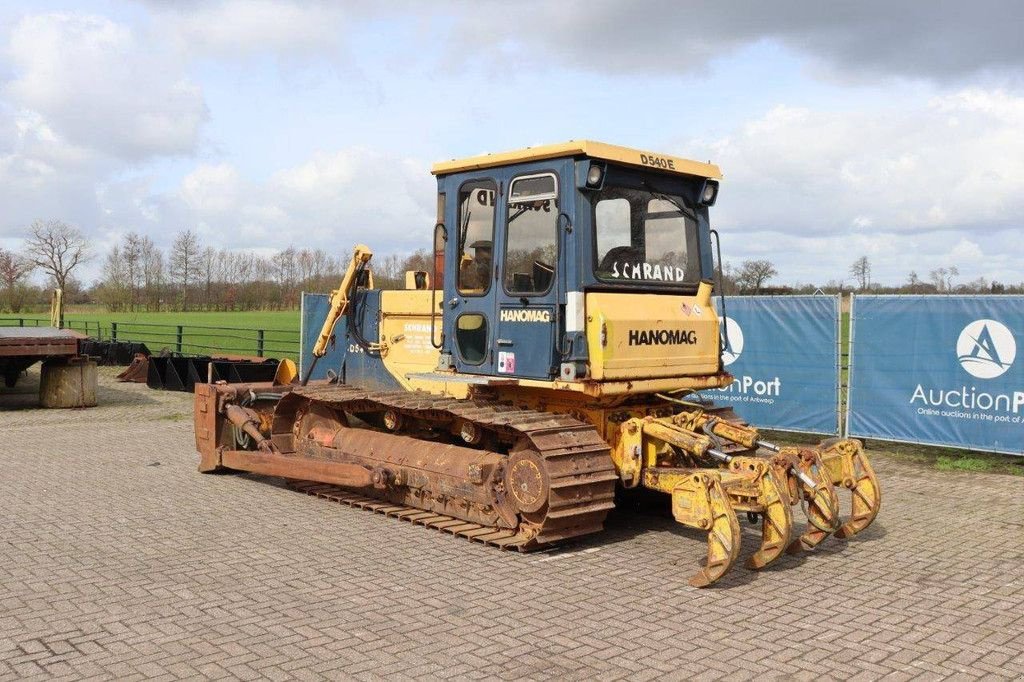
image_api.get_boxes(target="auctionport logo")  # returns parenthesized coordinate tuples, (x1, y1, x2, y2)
(957, 319, 1016, 379)
(720, 317, 744, 366)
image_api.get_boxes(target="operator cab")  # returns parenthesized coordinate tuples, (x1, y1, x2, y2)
(431, 141, 724, 386)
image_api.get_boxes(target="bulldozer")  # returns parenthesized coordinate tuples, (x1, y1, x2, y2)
(194, 141, 879, 586)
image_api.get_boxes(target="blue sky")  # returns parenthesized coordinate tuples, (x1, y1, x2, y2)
(1, 1, 1022, 288)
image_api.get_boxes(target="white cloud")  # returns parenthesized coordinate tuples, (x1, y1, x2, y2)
(3, 12, 206, 161)
(663, 88, 1024, 285)
(948, 238, 984, 264)
(2, 4, 1022, 291)
(149, 0, 353, 58)
(0, 10, 207, 243)
(689, 88, 1024, 238)
(121, 148, 436, 256)
(447, 1, 1024, 82)
(180, 163, 243, 214)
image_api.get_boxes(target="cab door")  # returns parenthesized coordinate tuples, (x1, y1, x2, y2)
(447, 176, 500, 375)
(493, 169, 562, 379)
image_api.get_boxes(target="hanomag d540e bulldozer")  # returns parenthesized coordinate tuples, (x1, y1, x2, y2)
(194, 141, 879, 586)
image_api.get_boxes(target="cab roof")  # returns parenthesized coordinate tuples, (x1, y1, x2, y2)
(430, 140, 721, 179)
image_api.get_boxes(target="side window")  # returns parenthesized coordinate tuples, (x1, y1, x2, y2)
(504, 173, 558, 295)
(457, 180, 496, 295)
(594, 197, 634, 277)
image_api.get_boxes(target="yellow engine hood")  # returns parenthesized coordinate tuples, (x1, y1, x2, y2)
(585, 290, 721, 381)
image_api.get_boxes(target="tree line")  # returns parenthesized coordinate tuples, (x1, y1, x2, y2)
(716, 256, 1023, 296)
(0, 220, 435, 313)
(95, 231, 434, 312)
(2, 221, 1022, 314)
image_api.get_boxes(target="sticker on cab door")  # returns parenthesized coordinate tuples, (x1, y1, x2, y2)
(498, 351, 516, 374)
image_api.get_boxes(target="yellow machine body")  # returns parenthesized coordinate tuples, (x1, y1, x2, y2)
(193, 141, 880, 587)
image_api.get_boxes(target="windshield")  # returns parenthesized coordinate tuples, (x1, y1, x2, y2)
(592, 186, 701, 287)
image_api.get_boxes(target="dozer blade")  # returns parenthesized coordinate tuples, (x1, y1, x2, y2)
(667, 471, 742, 587)
(818, 438, 881, 538)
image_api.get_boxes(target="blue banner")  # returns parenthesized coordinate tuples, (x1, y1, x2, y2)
(847, 295, 1023, 455)
(699, 295, 841, 435)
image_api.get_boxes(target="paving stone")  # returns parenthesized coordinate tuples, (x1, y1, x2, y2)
(1, 368, 1022, 679)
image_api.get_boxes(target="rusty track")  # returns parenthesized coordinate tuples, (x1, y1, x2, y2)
(275, 385, 619, 550)
(287, 481, 544, 550)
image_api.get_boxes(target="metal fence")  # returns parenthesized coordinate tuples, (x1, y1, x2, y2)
(0, 317, 300, 359)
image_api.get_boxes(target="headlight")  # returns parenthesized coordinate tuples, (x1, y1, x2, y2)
(701, 181, 719, 205)
(586, 165, 604, 187)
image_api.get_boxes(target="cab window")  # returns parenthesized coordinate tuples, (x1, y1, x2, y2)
(593, 187, 699, 287)
(457, 180, 497, 295)
(504, 173, 557, 295)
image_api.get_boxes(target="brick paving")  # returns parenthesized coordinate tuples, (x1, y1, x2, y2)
(2, 368, 1023, 680)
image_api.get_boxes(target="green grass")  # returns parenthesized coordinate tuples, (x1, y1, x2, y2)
(855, 438, 1024, 476)
(58, 306, 300, 328)
(841, 311, 850, 355)
(933, 453, 1024, 475)
(1, 307, 302, 359)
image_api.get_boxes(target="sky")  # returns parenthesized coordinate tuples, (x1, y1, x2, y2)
(1, 0, 1023, 288)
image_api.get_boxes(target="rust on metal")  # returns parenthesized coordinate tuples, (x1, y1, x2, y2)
(203, 382, 618, 551)
(116, 353, 150, 383)
(0, 326, 83, 389)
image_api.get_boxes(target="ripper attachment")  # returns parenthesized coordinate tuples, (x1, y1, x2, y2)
(616, 417, 793, 587)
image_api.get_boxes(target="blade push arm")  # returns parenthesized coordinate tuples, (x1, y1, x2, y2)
(312, 244, 373, 359)
(301, 244, 373, 386)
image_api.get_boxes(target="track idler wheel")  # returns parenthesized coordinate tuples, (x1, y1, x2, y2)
(505, 448, 550, 516)
(819, 438, 881, 538)
(670, 472, 742, 587)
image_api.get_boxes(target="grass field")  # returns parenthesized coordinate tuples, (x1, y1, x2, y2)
(0, 307, 302, 358)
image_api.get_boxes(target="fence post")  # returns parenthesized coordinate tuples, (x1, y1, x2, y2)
(18, 318, 24, 327)
(176, 325, 184, 354)
(257, 329, 265, 357)
(111, 322, 118, 342)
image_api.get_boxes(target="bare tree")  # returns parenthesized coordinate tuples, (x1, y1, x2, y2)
(201, 246, 217, 306)
(929, 266, 959, 292)
(142, 240, 165, 311)
(274, 246, 298, 308)
(24, 220, 90, 292)
(0, 248, 35, 312)
(735, 259, 778, 294)
(98, 245, 128, 311)
(122, 233, 144, 310)
(169, 230, 201, 310)
(849, 255, 871, 291)
(714, 260, 740, 295)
